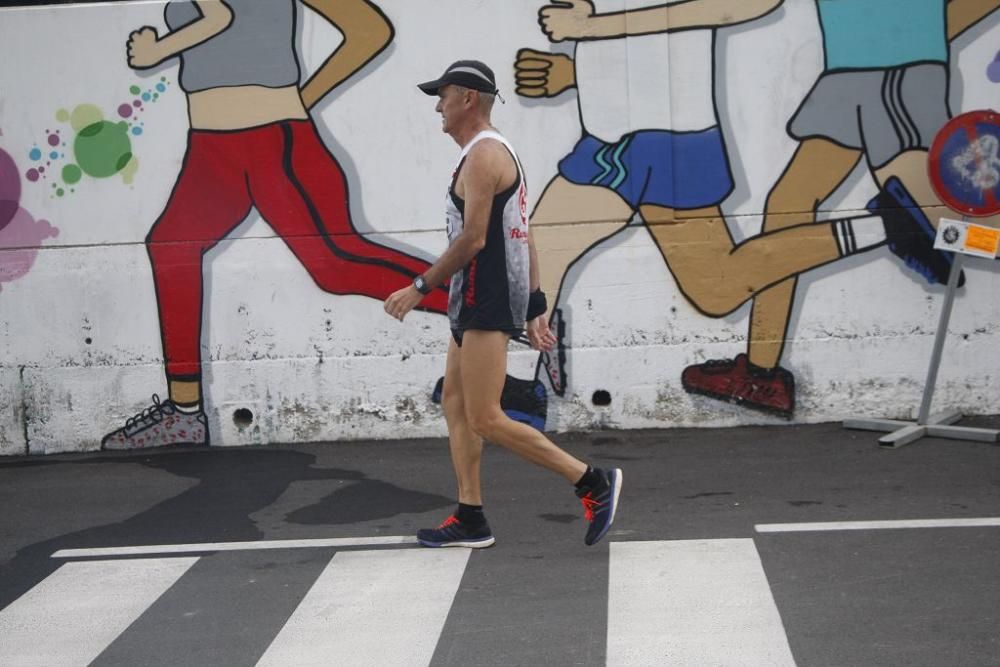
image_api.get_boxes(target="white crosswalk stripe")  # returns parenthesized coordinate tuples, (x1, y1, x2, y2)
(608, 539, 795, 666)
(257, 549, 470, 667)
(0, 557, 198, 667)
(1, 539, 799, 665)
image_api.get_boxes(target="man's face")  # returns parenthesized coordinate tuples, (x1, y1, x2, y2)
(435, 84, 470, 134)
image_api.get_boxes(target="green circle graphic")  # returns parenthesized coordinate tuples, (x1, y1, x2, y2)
(74, 121, 133, 178)
(62, 163, 82, 185)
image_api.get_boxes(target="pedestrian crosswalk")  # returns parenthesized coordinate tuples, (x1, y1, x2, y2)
(0, 539, 795, 666)
(0, 558, 199, 667)
(608, 540, 794, 666)
(258, 549, 469, 667)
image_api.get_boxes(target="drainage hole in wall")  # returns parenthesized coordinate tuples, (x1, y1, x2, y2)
(85, 337, 92, 345)
(592, 390, 612, 407)
(233, 408, 254, 429)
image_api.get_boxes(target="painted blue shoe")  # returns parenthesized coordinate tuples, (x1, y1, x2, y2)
(500, 375, 547, 432)
(867, 176, 964, 287)
(417, 515, 495, 548)
(432, 375, 548, 432)
(576, 467, 623, 546)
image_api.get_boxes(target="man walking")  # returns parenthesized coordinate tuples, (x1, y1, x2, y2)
(384, 60, 622, 547)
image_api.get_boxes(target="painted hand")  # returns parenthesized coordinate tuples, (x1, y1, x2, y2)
(384, 285, 424, 323)
(526, 314, 556, 352)
(539, 0, 596, 42)
(514, 49, 576, 98)
(127, 27, 164, 69)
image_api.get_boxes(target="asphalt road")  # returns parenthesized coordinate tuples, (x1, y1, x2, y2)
(1, 418, 998, 666)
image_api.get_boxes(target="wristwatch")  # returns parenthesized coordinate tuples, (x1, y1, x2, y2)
(413, 275, 432, 295)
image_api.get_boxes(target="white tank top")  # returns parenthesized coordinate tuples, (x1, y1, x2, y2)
(574, 0, 716, 142)
(445, 130, 530, 329)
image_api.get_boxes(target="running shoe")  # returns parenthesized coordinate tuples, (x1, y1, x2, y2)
(576, 467, 623, 546)
(417, 515, 495, 548)
(539, 307, 567, 396)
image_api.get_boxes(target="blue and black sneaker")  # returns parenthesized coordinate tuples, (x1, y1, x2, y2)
(500, 375, 548, 432)
(576, 467, 623, 546)
(417, 515, 496, 549)
(868, 176, 964, 287)
(432, 374, 548, 432)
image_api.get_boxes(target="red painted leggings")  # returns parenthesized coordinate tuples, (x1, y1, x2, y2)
(147, 119, 446, 378)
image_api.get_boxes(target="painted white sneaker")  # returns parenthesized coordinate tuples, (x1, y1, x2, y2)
(101, 394, 208, 450)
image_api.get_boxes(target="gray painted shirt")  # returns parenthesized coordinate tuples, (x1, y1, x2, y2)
(164, 0, 301, 93)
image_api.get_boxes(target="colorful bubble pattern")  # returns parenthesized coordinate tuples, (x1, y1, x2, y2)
(24, 78, 170, 196)
(0, 145, 61, 291)
(988, 50, 1000, 84)
(0, 147, 22, 232)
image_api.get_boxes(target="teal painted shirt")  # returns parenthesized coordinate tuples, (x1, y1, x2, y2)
(816, 0, 948, 71)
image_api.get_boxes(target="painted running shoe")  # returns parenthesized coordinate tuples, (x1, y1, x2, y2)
(101, 394, 208, 450)
(869, 176, 964, 287)
(538, 307, 567, 397)
(681, 354, 795, 418)
(432, 375, 548, 432)
(576, 467, 623, 546)
(416, 515, 495, 548)
(501, 375, 548, 431)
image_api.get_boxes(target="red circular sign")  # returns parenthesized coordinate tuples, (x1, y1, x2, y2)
(928, 110, 1000, 217)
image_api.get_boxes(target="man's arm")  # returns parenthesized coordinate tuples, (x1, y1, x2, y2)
(540, 0, 784, 42)
(420, 144, 504, 289)
(524, 226, 556, 351)
(947, 0, 999, 40)
(127, 0, 232, 69)
(299, 0, 394, 110)
(383, 142, 505, 322)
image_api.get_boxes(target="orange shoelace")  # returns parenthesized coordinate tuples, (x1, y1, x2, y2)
(438, 515, 460, 529)
(579, 494, 601, 522)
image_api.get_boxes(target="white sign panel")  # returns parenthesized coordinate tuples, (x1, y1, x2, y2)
(935, 218, 1000, 259)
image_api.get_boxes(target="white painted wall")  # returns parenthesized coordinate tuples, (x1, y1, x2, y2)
(1, 1, 998, 454)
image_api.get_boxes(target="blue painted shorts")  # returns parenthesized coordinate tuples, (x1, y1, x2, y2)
(558, 128, 734, 210)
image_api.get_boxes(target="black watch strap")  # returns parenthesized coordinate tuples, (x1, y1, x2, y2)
(413, 275, 432, 295)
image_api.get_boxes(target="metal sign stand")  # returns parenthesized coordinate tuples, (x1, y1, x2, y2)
(843, 248, 998, 447)
(844, 109, 1000, 448)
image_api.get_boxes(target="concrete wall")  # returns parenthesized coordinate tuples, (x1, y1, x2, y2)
(1, 0, 998, 454)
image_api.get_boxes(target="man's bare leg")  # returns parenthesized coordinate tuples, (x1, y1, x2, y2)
(458, 329, 622, 546)
(460, 330, 587, 482)
(421, 330, 623, 547)
(441, 338, 484, 505)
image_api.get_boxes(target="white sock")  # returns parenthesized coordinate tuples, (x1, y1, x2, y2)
(831, 215, 886, 257)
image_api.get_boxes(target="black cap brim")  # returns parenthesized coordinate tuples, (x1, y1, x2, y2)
(417, 79, 445, 96)
(417, 62, 498, 97)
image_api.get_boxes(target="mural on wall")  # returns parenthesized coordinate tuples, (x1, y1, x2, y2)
(100, 0, 449, 450)
(2, 0, 999, 453)
(682, 0, 1000, 417)
(515, 0, 999, 418)
(0, 144, 60, 292)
